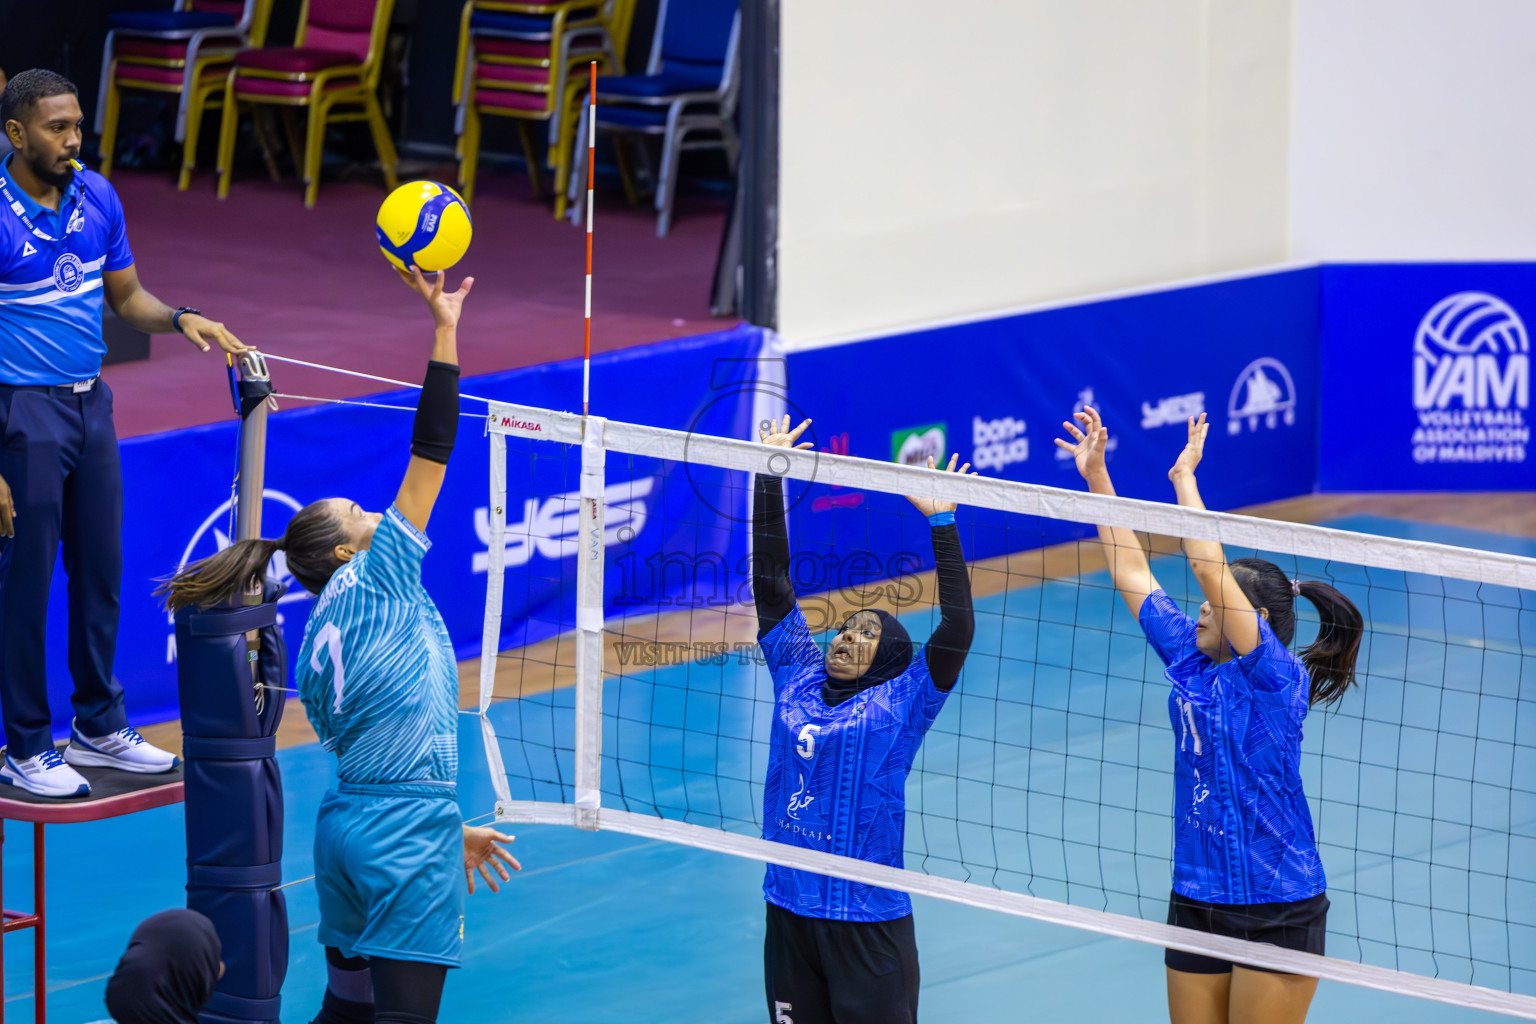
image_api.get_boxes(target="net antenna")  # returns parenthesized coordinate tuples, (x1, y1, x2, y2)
(583, 60, 596, 418)
(476, 399, 1536, 1020)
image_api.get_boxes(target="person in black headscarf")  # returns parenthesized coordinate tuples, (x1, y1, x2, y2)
(104, 909, 222, 1024)
(752, 415, 975, 1024)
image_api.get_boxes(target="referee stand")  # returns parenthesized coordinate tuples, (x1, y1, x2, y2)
(173, 353, 289, 1024)
(0, 767, 185, 1023)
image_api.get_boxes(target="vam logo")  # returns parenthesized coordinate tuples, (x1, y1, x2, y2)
(166, 489, 311, 662)
(1226, 358, 1296, 435)
(890, 423, 946, 467)
(1141, 391, 1205, 430)
(473, 477, 655, 572)
(1411, 292, 1528, 464)
(971, 415, 1028, 472)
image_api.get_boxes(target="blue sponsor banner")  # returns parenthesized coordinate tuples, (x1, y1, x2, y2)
(782, 269, 1322, 578)
(34, 262, 1531, 741)
(32, 325, 764, 739)
(1318, 264, 1533, 491)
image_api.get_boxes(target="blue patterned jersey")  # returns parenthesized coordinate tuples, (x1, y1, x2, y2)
(1139, 590, 1325, 904)
(297, 506, 458, 794)
(759, 605, 950, 922)
(0, 155, 135, 384)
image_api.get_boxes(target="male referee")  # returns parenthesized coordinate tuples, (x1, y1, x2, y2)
(0, 69, 248, 797)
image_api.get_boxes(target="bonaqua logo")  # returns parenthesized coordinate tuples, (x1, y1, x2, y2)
(971, 415, 1028, 472)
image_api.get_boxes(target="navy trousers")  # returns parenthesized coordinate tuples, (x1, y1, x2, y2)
(0, 380, 127, 758)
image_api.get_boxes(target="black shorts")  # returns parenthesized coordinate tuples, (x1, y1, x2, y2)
(1164, 889, 1329, 975)
(764, 902, 920, 1024)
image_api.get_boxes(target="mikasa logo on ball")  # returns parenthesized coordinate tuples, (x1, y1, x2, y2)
(1410, 292, 1529, 464)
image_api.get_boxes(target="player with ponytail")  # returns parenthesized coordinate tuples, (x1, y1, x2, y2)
(1057, 407, 1362, 1024)
(158, 502, 355, 612)
(160, 268, 521, 1024)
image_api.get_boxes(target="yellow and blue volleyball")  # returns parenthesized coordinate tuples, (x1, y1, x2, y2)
(375, 181, 473, 273)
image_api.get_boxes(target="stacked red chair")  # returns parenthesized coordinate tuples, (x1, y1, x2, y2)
(95, 0, 272, 189)
(452, 0, 634, 205)
(214, 0, 399, 208)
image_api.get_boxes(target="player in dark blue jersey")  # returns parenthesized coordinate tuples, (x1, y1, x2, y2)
(1056, 407, 1362, 1024)
(161, 268, 520, 1024)
(752, 415, 976, 1024)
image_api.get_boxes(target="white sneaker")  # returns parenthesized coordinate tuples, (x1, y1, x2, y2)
(0, 748, 90, 797)
(63, 722, 179, 774)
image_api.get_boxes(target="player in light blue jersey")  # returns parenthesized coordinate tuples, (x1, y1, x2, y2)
(752, 415, 976, 1024)
(161, 268, 519, 1024)
(1056, 407, 1363, 1024)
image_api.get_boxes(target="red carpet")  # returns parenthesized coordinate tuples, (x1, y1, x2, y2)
(100, 166, 732, 438)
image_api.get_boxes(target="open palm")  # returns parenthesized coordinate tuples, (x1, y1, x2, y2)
(1054, 407, 1109, 481)
(1168, 412, 1208, 480)
(398, 265, 474, 329)
(758, 413, 814, 449)
(903, 453, 976, 516)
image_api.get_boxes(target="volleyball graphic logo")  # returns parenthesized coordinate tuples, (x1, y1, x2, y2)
(1413, 292, 1530, 411)
(376, 181, 473, 273)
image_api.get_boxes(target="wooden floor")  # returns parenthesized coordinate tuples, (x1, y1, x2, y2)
(136, 491, 1534, 757)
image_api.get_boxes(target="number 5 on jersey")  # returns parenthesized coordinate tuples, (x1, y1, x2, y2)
(796, 724, 820, 760)
(311, 622, 347, 711)
(774, 1001, 794, 1024)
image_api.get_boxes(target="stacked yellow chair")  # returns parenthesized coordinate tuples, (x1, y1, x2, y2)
(96, 0, 275, 189)
(214, 0, 399, 208)
(452, 0, 635, 206)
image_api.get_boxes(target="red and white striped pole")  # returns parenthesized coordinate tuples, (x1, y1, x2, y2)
(583, 61, 596, 417)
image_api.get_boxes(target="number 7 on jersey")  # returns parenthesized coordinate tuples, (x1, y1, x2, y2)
(310, 622, 347, 712)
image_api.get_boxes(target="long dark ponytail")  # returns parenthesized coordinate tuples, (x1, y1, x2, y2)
(157, 500, 352, 611)
(1229, 557, 1364, 708)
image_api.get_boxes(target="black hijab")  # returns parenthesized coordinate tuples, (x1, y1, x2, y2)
(105, 909, 221, 1024)
(822, 609, 912, 706)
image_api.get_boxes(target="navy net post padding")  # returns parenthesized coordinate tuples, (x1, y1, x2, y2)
(175, 579, 289, 1024)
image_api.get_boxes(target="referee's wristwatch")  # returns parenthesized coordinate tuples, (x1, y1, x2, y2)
(171, 307, 202, 335)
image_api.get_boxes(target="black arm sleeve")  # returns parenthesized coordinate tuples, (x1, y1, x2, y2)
(410, 360, 460, 465)
(752, 475, 797, 638)
(924, 522, 974, 692)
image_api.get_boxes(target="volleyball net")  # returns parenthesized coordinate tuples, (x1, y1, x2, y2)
(473, 398, 1536, 1019)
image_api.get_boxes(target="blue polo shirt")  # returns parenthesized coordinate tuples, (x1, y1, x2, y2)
(0, 154, 135, 384)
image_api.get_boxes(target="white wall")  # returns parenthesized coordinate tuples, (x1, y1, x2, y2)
(777, 0, 1293, 345)
(1290, 0, 1536, 261)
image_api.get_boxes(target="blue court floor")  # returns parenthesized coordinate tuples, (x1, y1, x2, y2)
(7, 516, 1533, 1022)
